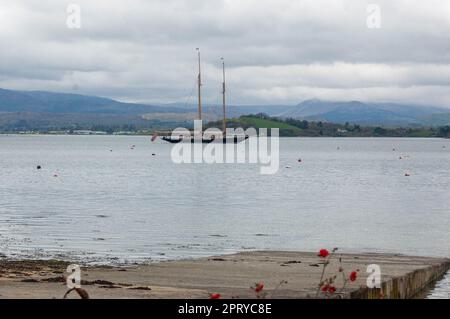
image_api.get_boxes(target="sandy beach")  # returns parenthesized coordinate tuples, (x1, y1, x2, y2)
(1, 251, 448, 299)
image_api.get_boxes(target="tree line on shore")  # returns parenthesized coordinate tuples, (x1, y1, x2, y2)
(1, 112, 449, 138)
(208, 114, 450, 138)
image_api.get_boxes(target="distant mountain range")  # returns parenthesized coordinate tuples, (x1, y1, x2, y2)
(1, 88, 449, 131)
(0, 88, 180, 114)
(0, 88, 191, 131)
(276, 99, 450, 126)
(167, 100, 450, 126)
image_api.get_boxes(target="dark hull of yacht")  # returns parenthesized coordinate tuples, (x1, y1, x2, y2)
(162, 136, 249, 144)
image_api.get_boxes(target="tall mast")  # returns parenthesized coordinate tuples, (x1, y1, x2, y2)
(196, 48, 202, 121)
(221, 57, 226, 135)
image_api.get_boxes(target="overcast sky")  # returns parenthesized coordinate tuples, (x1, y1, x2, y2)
(1, 0, 450, 107)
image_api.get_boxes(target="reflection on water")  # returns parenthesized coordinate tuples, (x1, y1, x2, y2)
(0, 135, 449, 265)
(427, 271, 450, 299)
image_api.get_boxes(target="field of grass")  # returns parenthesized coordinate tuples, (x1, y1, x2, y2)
(207, 114, 450, 138)
(237, 116, 300, 130)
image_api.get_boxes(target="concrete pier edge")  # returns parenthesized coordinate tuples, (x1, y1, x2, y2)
(1, 251, 449, 299)
(350, 260, 450, 299)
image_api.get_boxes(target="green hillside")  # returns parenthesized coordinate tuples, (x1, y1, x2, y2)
(207, 114, 450, 138)
(238, 116, 300, 130)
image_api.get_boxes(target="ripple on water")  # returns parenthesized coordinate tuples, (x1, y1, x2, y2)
(0, 136, 449, 265)
(427, 271, 450, 299)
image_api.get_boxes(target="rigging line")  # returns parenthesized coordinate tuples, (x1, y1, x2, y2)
(183, 78, 197, 109)
(183, 55, 201, 109)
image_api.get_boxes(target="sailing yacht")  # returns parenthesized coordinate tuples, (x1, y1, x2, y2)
(162, 49, 248, 144)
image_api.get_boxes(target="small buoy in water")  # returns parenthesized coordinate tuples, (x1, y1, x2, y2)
(285, 165, 291, 169)
(404, 173, 410, 177)
(399, 156, 402, 160)
(393, 148, 396, 151)
(337, 147, 340, 150)
(53, 174, 58, 177)
(298, 159, 302, 163)
(36, 165, 42, 170)
(152, 153, 156, 156)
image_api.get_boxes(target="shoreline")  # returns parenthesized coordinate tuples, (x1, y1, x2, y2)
(1, 251, 449, 299)
(1, 133, 448, 139)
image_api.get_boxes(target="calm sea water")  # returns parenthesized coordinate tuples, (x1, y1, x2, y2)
(1, 135, 449, 297)
(0, 136, 450, 284)
(0, 135, 449, 265)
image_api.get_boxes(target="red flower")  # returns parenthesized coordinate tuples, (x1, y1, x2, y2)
(254, 283, 264, 293)
(349, 271, 358, 282)
(318, 249, 330, 258)
(321, 284, 336, 294)
(210, 293, 221, 299)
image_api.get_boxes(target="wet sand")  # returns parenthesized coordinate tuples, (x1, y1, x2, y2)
(1, 251, 448, 299)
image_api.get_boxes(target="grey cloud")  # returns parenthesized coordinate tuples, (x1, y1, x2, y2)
(1, 0, 450, 107)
